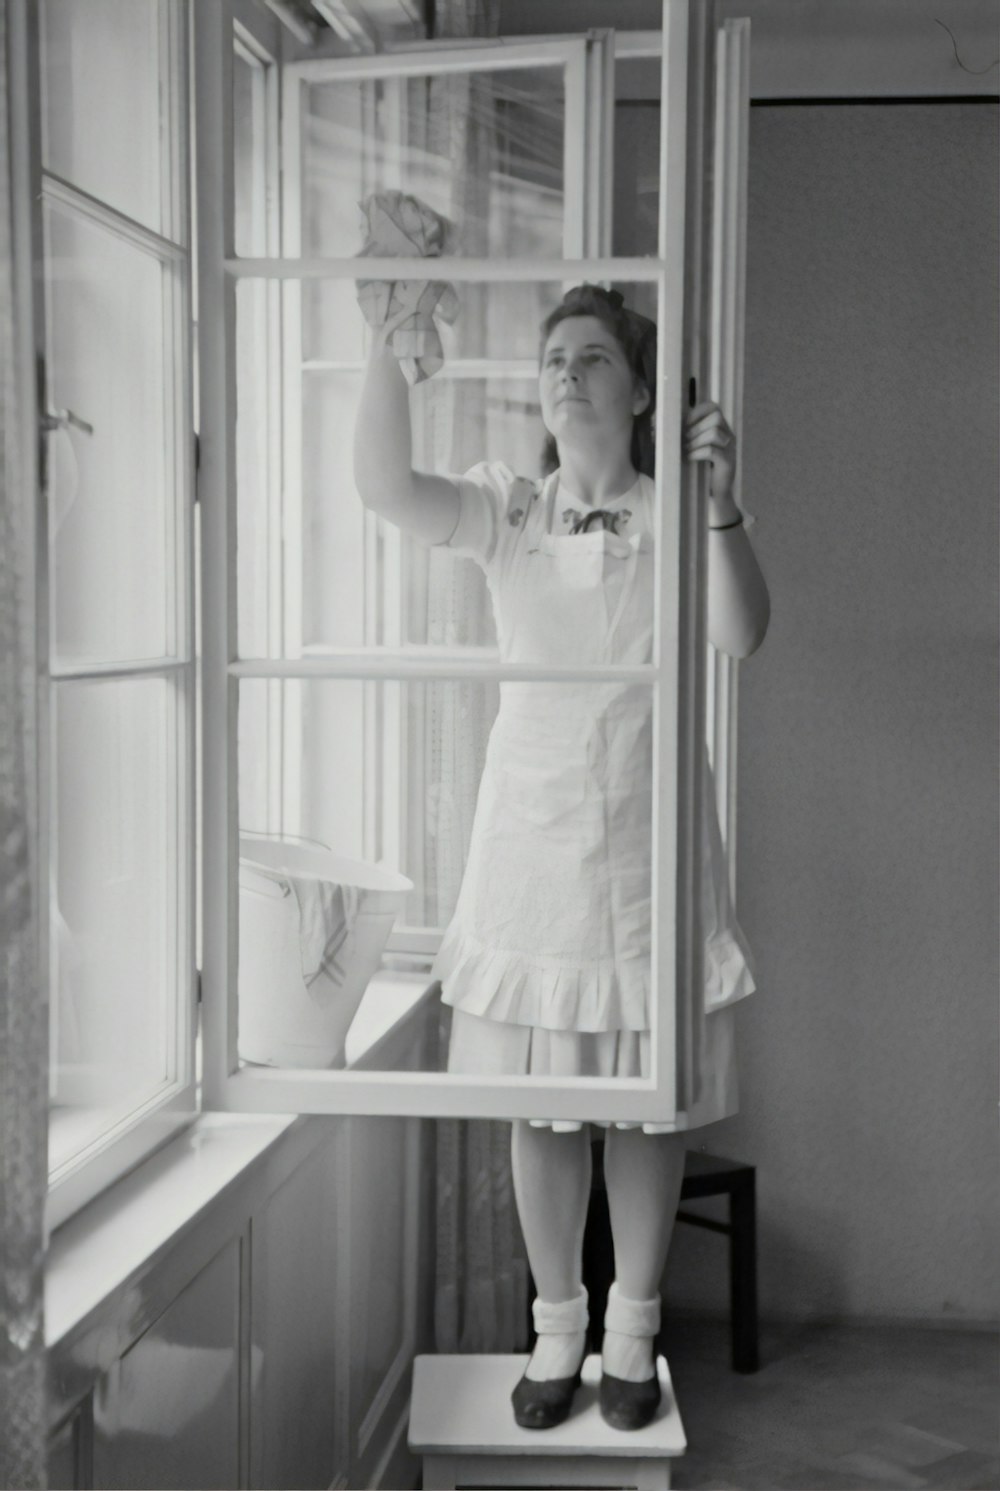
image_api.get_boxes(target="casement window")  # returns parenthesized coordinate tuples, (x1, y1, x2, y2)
(17, 0, 199, 1228)
(197, 0, 751, 1127)
(15, 0, 750, 1230)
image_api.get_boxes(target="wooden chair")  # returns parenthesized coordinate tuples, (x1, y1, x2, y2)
(581, 1145, 760, 1374)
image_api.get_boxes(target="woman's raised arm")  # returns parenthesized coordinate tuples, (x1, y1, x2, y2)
(352, 335, 462, 547)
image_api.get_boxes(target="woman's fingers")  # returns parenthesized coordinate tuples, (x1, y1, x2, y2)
(684, 431, 734, 457)
(685, 410, 733, 441)
(687, 399, 720, 419)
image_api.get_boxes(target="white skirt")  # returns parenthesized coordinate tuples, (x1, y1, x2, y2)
(446, 1006, 739, 1135)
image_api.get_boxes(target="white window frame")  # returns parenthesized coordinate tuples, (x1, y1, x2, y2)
(11, 0, 199, 1232)
(615, 25, 749, 892)
(197, 0, 719, 1127)
(230, 12, 284, 841)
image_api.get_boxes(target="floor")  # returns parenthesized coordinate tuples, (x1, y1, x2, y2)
(660, 1318, 999, 1490)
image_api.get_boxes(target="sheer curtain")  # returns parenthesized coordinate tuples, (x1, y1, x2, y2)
(422, 0, 530, 1355)
(0, 2, 47, 1482)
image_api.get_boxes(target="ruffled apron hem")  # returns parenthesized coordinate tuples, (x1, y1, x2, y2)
(432, 929, 649, 1033)
(433, 923, 756, 1029)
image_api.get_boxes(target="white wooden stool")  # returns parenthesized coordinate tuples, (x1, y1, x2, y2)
(409, 1353, 686, 1489)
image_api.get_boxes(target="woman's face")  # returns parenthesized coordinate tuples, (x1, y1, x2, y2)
(539, 314, 649, 453)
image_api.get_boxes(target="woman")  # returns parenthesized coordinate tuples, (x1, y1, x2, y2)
(354, 281, 770, 1432)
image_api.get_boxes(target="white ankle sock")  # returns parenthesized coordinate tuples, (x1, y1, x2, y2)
(525, 1289, 588, 1382)
(601, 1283, 660, 1383)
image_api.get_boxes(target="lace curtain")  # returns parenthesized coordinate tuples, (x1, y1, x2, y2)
(422, 0, 530, 1355)
(0, 1, 48, 1482)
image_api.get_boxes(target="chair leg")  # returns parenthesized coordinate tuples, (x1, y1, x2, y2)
(728, 1169, 759, 1373)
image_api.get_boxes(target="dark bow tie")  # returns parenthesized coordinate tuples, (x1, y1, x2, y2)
(565, 507, 629, 536)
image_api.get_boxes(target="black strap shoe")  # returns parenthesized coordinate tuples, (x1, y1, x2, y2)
(598, 1368, 661, 1431)
(512, 1288, 590, 1430)
(511, 1362, 584, 1430)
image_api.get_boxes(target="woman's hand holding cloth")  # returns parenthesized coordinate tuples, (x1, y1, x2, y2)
(355, 190, 459, 385)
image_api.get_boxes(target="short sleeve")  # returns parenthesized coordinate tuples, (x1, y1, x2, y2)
(442, 461, 519, 568)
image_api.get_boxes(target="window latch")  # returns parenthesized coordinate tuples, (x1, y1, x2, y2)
(41, 407, 94, 437)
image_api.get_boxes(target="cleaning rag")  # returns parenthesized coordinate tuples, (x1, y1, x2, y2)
(356, 189, 459, 384)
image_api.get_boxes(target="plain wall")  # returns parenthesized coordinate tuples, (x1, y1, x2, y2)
(668, 101, 999, 1325)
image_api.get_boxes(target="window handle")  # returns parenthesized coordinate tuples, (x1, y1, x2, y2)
(41, 407, 94, 437)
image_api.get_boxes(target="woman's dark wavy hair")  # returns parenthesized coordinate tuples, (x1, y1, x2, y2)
(538, 284, 657, 478)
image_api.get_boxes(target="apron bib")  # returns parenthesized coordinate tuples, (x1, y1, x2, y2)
(437, 476, 656, 1033)
(503, 474, 653, 668)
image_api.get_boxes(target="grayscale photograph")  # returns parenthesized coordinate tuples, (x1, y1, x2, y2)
(1, 1, 996, 1489)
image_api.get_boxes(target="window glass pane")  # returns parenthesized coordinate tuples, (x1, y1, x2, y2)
(298, 370, 544, 656)
(237, 679, 655, 1079)
(236, 276, 277, 662)
(297, 66, 566, 261)
(237, 277, 658, 659)
(613, 56, 662, 316)
(49, 676, 185, 1174)
(40, 0, 167, 239)
(44, 202, 175, 667)
(234, 48, 269, 259)
(301, 277, 552, 367)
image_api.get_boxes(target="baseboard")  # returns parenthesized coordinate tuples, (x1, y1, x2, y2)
(370, 1394, 420, 1491)
(664, 1306, 999, 1333)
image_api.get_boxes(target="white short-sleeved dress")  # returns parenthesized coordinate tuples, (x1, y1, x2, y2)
(430, 462, 755, 1130)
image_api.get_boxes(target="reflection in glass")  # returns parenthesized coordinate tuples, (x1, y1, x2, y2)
(44, 202, 172, 667)
(49, 676, 182, 1170)
(236, 679, 654, 1078)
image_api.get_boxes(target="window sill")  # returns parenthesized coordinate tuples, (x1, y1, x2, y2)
(45, 972, 437, 1352)
(45, 1112, 299, 1350)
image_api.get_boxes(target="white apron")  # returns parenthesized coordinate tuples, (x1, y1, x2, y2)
(432, 469, 754, 1043)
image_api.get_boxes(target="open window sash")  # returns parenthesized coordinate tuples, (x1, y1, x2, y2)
(197, 0, 738, 1127)
(10, 0, 199, 1230)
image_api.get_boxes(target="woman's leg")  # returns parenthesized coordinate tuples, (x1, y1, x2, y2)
(511, 1120, 592, 1379)
(601, 1127, 687, 1380)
